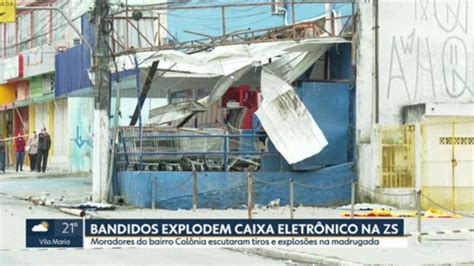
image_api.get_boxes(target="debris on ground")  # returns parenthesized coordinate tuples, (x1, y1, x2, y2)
(267, 198, 280, 209)
(341, 208, 461, 218)
(54, 202, 115, 210)
(339, 203, 397, 211)
(424, 208, 461, 218)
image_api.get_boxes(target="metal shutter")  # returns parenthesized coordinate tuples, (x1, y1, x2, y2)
(35, 102, 49, 131)
(52, 99, 68, 163)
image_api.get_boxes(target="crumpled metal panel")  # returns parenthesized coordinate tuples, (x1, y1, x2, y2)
(256, 70, 328, 164)
(144, 38, 348, 125)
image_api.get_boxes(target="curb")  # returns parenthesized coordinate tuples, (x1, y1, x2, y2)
(0, 171, 90, 179)
(230, 247, 360, 265)
(406, 228, 474, 237)
(0, 192, 102, 219)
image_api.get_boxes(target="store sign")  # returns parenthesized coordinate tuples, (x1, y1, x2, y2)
(25, 48, 43, 66)
(0, 0, 16, 23)
(3, 55, 23, 80)
(23, 46, 55, 78)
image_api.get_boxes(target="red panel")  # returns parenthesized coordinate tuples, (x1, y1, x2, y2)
(14, 106, 29, 136)
(222, 85, 259, 129)
(18, 54, 24, 78)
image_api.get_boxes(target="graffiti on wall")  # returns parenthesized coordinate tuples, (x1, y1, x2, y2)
(68, 97, 94, 172)
(71, 126, 93, 148)
(385, 0, 473, 101)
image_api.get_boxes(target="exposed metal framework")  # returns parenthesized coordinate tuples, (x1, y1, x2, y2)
(110, 1, 355, 56)
(122, 1, 356, 128)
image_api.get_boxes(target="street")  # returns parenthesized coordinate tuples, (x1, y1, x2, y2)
(0, 193, 284, 265)
(0, 175, 473, 264)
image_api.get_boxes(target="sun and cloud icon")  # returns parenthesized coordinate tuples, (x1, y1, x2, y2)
(31, 221, 49, 232)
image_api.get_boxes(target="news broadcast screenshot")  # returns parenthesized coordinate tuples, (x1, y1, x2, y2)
(0, 0, 473, 265)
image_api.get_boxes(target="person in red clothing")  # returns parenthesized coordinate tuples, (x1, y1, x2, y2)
(15, 133, 26, 172)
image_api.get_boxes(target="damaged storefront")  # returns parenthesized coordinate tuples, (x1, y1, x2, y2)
(110, 36, 356, 209)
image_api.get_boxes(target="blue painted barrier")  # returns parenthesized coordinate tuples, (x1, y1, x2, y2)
(117, 162, 355, 209)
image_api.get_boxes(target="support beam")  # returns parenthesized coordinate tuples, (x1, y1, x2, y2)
(129, 60, 159, 126)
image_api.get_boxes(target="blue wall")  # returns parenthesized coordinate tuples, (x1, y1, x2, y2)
(117, 162, 355, 209)
(293, 82, 350, 170)
(55, 15, 95, 97)
(167, 1, 352, 42)
(115, 80, 356, 209)
(328, 43, 352, 80)
(55, 44, 93, 97)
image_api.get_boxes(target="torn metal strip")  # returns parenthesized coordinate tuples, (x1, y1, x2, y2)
(256, 70, 327, 164)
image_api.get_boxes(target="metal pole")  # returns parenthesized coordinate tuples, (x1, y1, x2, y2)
(221, 6, 226, 43)
(290, 177, 294, 219)
(351, 180, 356, 219)
(151, 177, 156, 209)
(247, 173, 253, 220)
(416, 190, 421, 243)
(451, 122, 456, 211)
(134, 56, 144, 170)
(351, 2, 356, 81)
(192, 169, 198, 211)
(223, 135, 228, 171)
(291, 1, 296, 37)
(373, 0, 380, 123)
(157, 14, 161, 46)
(125, 0, 129, 49)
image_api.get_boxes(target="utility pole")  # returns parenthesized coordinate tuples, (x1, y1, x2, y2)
(92, 0, 112, 202)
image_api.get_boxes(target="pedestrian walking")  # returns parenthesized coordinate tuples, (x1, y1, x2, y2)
(15, 133, 26, 172)
(26, 131, 38, 171)
(36, 128, 51, 173)
(0, 134, 5, 174)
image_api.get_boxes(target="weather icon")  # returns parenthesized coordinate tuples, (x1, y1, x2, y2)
(31, 221, 49, 232)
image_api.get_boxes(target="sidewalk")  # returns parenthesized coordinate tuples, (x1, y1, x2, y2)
(0, 172, 92, 205)
(0, 168, 89, 180)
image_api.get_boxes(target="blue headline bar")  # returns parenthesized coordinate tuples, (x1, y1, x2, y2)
(85, 219, 404, 237)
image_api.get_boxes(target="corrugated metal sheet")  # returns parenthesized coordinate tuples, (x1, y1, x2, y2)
(55, 14, 94, 97)
(54, 44, 92, 97)
(52, 99, 68, 163)
(256, 70, 327, 164)
(34, 102, 49, 131)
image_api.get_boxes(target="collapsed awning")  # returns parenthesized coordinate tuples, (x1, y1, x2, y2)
(129, 37, 348, 125)
(115, 37, 348, 80)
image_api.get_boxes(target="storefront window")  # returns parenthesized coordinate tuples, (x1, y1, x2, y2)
(33, 10, 49, 47)
(52, 0, 68, 42)
(18, 13, 32, 52)
(6, 22, 16, 57)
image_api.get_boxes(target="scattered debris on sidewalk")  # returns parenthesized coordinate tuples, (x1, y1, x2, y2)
(341, 208, 461, 218)
(339, 203, 397, 211)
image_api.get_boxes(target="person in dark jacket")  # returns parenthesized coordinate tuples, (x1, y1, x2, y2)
(15, 133, 26, 172)
(36, 128, 51, 173)
(0, 134, 5, 173)
(27, 131, 38, 171)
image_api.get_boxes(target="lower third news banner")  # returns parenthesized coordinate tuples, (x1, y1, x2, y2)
(27, 219, 407, 248)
